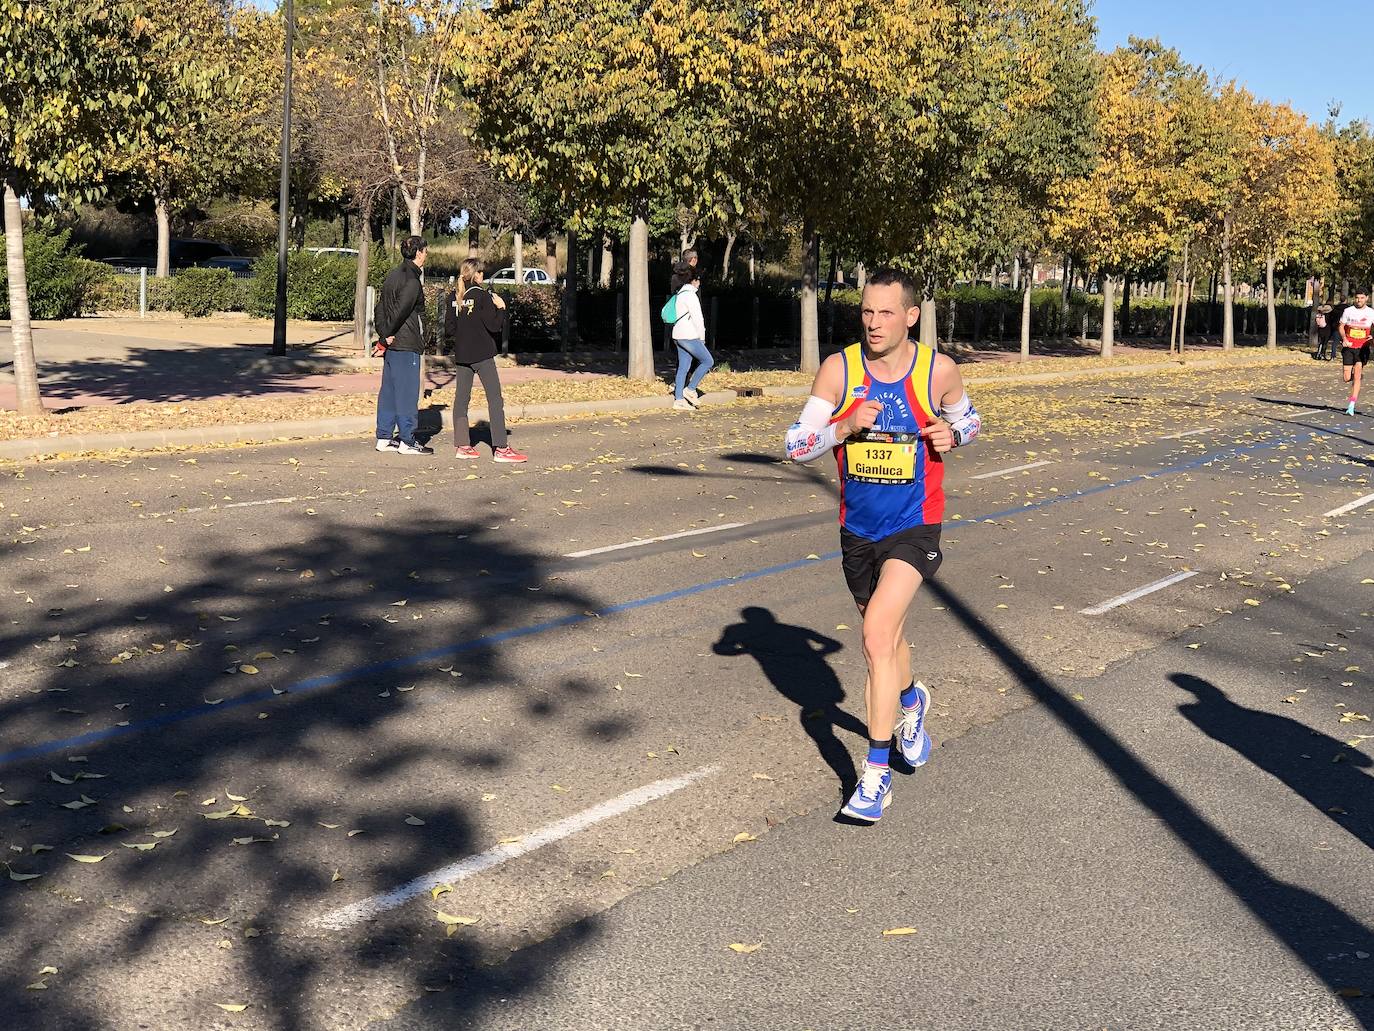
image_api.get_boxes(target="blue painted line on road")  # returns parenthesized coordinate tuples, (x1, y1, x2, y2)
(0, 420, 1361, 769)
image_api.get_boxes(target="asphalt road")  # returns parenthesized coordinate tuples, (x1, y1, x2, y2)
(0, 359, 1371, 1031)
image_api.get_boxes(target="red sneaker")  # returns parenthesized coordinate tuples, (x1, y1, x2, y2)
(454, 446, 480, 459)
(493, 446, 528, 464)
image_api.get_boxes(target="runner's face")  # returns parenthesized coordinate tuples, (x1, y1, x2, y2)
(861, 283, 919, 355)
(1359, 294, 1368, 308)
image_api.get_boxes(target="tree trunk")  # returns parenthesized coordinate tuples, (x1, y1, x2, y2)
(4, 181, 42, 417)
(1020, 267, 1032, 362)
(467, 222, 479, 258)
(403, 189, 422, 237)
(855, 261, 866, 292)
(1265, 252, 1277, 350)
(388, 188, 398, 251)
(1101, 274, 1115, 358)
(1120, 272, 1131, 338)
(1060, 254, 1071, 340)
(1222, 214, 1235, 351)
(564, 230, 579, 350)
(1011, 255, 1021, 291)
(920, 275, 937, 349)
(545, 234, 558, 280)
(599, 234, 613, 289)
(749, 244, 757, 285)
(627, 213, 653, 381)
(352, 196, 374, 352)
(513, 231, 524, 286)
(800, 221, 820, 374)
(342, 211, 350, 247)
(155, 194, 171, 279)
(722, 230, 737, 282)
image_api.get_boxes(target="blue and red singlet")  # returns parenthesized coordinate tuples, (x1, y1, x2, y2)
(829, 340, 945, 539)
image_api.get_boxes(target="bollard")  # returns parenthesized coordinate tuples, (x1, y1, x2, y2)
(139, 267, 147, 318)
(709, 296, 719, 348)
(615, 292, 625, 353)
(751, 296, 760, 350)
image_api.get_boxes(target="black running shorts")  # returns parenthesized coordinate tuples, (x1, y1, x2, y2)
(841, 524, 942, 606)
(1343, 343, 1371, 367)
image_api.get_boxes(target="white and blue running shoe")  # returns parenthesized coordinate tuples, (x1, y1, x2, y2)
(896, 681, 933, 768)
(841, 763, 892, 822)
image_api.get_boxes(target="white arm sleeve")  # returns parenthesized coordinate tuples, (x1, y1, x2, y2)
(785, 395, 840, 463)
(941, 390, 981, 447)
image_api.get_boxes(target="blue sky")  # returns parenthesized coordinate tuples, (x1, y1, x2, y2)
(1092, 0, 1369, 126)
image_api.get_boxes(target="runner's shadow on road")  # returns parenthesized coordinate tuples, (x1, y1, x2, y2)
(1172, 673, 1373, 850)
(928, 579, 1374, 1028)
(712, 607, 866, 799)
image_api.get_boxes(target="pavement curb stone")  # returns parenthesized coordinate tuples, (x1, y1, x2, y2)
(0, 352, 1299, 462)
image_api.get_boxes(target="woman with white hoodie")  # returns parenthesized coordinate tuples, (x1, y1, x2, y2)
(671, 264, 713, 410)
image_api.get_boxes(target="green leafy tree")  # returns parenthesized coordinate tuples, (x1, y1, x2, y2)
(464, 0, 753, 380)
(2, 0, 157, 416)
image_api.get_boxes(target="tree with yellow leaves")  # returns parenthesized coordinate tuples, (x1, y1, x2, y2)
(1223, 94, 1339, 349)
(1050, 40, 1212, 357)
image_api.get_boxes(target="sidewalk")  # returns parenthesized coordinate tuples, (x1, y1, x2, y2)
(1, 313, 1313, 461)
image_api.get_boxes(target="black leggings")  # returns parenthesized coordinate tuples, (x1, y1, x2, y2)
(452, 358, 508, 448)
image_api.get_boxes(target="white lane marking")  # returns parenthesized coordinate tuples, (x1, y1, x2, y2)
(313, 766, 719, 931)
(1160, 428, 1215, 440)
(1281, 408, 1325, 419)
(969, 460, 1053, 480)
(1079, 570, 1200, 616)
(564, 523, 745, 558)
(1323, 492, 1374, 519)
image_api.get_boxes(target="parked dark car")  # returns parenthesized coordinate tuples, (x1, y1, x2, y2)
(101, 238, 241, 273)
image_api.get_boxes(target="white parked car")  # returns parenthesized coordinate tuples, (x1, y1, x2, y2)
(306, 247, 360, 258)
(488, 267, 553, 285)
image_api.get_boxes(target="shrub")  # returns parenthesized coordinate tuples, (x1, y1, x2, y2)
(0, 227, 104, 319)
(247, 250, 387, 321)
(172, 267, 238, 317)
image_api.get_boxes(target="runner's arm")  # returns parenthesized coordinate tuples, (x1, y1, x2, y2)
(785, 354, 846, 463)
(926, 355, 980, 451)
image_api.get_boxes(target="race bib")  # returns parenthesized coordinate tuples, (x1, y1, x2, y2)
(1349, 325, 1370, 343)
(846, 433, 917, 484)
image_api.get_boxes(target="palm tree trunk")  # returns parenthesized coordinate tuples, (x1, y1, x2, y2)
(4, 181, 42, 417)
(513, 231, 524, 286)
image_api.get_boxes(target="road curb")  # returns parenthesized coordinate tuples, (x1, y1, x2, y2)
(0, 352, 1301, 462)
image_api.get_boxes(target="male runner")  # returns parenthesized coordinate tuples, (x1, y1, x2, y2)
(784, 268, 981, 822)
(1339, 291, 1374, 415)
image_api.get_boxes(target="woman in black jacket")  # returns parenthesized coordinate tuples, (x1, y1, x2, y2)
(444, 259, 527, 463)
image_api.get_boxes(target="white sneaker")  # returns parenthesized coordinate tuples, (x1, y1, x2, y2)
(376, 438, 398, 452)
(672, 398, 693, 411)
(396, 440, 434, 455)
(683, 387, 700, 406)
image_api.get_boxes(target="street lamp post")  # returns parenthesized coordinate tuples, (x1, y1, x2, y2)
(271, 0, 295, 357)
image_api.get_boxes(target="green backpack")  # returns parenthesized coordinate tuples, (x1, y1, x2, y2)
(661, 291, 682, 324)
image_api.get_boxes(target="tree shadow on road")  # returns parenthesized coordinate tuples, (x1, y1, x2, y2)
(0, 512, 608, 1030)
(1173, 673, 1373, 850)
(713, 607, 865, 798)
(927, 578, 1374, 1029)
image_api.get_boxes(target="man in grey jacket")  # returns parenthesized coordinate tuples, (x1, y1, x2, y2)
(375, 235, 433, 455)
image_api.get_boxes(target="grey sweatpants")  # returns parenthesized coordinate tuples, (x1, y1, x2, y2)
(452, 357, 508, 448)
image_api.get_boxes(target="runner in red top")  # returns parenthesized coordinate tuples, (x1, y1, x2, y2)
(1339, 292, 1374, 415)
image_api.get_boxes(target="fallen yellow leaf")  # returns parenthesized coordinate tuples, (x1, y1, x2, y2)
(882, 927, 917, 936)
(728, 942, 764, 954)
